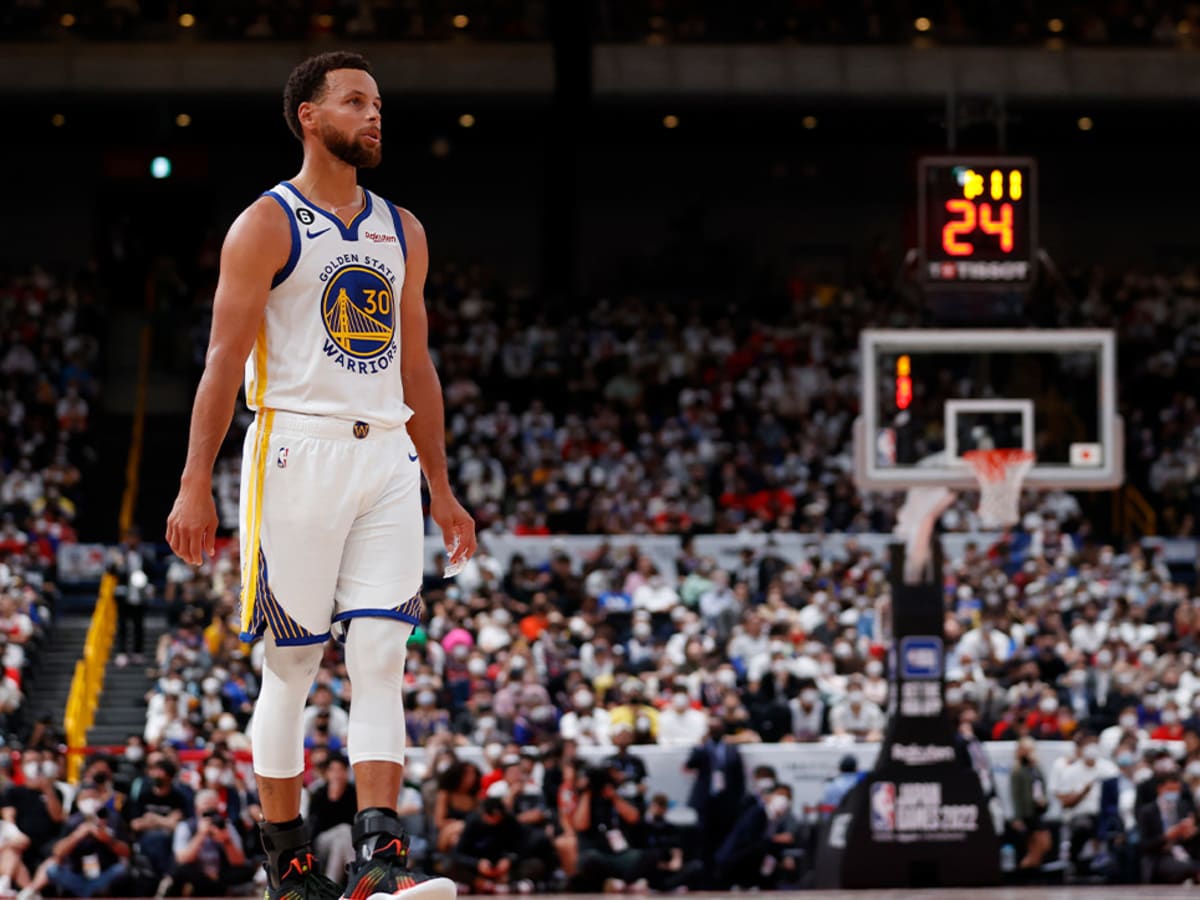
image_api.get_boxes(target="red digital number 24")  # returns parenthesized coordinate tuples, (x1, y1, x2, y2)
(942, 200, 1014, 256)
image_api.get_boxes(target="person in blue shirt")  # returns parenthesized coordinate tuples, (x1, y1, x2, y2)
(820, 755, 864, 815)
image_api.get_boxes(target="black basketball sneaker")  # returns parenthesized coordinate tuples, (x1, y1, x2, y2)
(341, 809, 456, 900)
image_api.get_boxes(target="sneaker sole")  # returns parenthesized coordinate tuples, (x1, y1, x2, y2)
(358, 878, 457, 900)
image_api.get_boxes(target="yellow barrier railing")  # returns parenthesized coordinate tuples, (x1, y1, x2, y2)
(63, 572, 117, 782)
(1113, 483, 1158, 540)
(119, 324, 152, 536)
(63, 312, 153, 779)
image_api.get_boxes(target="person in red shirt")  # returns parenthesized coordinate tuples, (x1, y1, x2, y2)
(1151, 701, 1186, 741)
(1024, 690, 1073, 739)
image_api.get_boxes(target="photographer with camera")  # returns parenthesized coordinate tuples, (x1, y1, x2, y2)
(18, 782, 131, 900)
(569, 763, 657, 892)
(167, 789, 251, 897)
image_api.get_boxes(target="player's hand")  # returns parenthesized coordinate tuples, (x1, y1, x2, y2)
(167, 482, 219, 566)
(430, 492, 476, 571)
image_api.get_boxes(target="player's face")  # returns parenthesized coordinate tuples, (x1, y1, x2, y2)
(311, 69, 382, 169)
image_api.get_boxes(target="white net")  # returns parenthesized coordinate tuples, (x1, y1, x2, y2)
(963, 449, 1035, 529)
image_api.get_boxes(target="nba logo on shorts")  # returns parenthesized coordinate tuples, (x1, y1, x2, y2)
(277, 447, 289, 469)
(870, 782, 896, 832)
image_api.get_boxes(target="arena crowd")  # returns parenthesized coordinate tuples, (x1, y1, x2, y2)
(0, 264, 100, 741)
(9, 251, 1200, 892)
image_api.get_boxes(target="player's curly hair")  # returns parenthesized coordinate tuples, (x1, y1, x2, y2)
(283, 51, 373, 142)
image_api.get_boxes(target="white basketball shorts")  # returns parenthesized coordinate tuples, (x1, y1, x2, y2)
(237, 408, 424, 646)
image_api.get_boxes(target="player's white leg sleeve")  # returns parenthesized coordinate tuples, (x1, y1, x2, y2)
(251, 632, 325, 778)
(345, 617, 412, 766)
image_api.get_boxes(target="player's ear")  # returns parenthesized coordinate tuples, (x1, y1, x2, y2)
(297, 101, 318, 133)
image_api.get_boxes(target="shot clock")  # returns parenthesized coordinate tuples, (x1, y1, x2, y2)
(918, 157, 1037, 288)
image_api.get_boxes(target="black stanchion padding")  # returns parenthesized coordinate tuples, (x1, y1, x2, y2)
(815, 539, 1000, 889)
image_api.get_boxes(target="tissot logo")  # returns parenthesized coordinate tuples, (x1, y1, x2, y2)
(363, 231, 398, 244)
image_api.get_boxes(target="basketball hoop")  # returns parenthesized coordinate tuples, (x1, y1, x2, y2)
(962, 448, 1035, 528)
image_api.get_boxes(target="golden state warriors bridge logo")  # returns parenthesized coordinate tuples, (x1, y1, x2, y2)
(320, 264, 399, 374)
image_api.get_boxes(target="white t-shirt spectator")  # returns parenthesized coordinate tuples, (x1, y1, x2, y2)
(829, 699, 885, 739)
(788, 697, 825, 741)
(656, 703, 708, 748)
(1057, 758, 1119, 821)
(727, 630, 770, 671)
(632, 580, 678, 613)
(558, 708, 611, 747)
(957, 626, 1013, 664)
(1070, 619, 1108, 655)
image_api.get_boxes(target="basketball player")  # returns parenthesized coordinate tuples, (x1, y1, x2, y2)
(166, 52, 475, 900)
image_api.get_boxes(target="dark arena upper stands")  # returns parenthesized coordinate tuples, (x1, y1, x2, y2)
(2, 1, 1200, 896)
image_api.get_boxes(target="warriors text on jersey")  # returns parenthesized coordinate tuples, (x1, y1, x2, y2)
(248, 181, 413, 428)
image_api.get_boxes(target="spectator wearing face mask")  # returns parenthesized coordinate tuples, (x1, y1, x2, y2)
(1138, 773, 1200, 883)
(1071, 602, 1108, 655)
(300, 685, 349, 744)
(608, 680, 659, 745)
(559, 688, 611, 747)
(168, 788, 250, 897)
(1112, 738, 1145, 834)
(407, 686, 451, 746)
(305, 754, 356, 880)
(828, 676, 884, 742)
(957, 616, 1014, 668)
(196, 674, 227, 726)
(744, 650, 798, 741)
(786, 684, 826, 742)
(1056, 733, 1118, 865)
(1152, 701, 1187, 741)
(125, 760, 189, 881)
(1140, 687, 1166, 729)
(1025, 689, 1073, 739)
(2, 748, 65, 869)
(712, 771, 791, 890)
(195, 754, 243, 830)
(624, 615, 657, 670)
(1098, 667, 1142, 723)
(1100, 705, 1151, 758)
(861, 658, 888, 707)
(1059, 665, 1100, 724)
(1008, 738, 1052, 869)
(657, 687, 708, 747)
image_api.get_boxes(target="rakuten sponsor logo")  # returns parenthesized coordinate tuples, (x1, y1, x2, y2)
(891, 744, 955, 765)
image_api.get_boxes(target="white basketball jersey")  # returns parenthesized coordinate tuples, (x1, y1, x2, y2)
(246, 181, 412, 428)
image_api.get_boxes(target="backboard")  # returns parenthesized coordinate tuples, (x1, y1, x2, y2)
(854, 329, 1122, 491)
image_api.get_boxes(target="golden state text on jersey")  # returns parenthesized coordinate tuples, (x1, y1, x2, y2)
(245, 181, 414, 429)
